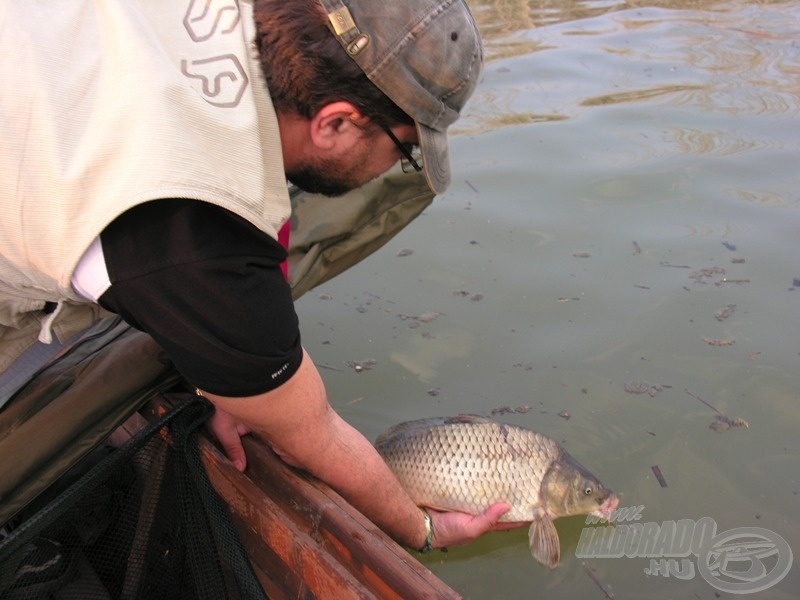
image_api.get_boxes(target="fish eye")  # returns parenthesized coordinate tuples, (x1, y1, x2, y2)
(584, 486, 593, 496)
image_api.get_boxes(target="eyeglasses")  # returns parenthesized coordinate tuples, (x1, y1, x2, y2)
(381, 125, 423, 173)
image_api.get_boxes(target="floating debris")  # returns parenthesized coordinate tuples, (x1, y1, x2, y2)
(651, 465, 668, 488)
(685, 390, 750, 433)
(689, 267, 726, 284)
(632, 241, 642, 255)
(793, 278, 800, 288)
(624, 381, 672, 397)
(634, 284, 650, 290)
(572, 251, 591, 258)
(318, 293, 333, 300)
(396, 248, 414, 257)
(624, 381, 650, 394)
(398, 311, 443, 327)
(452, 290, 470, 297)
(715, 278, 750, 286)
(346, 359, 377, 373)
(721, 241, 737, 251)
(684, 389, 722, 414)
(512, 362, 534, 371)
(470, 293, 484, 302)
(427, 387, 441, 397)
(557, 297, 581, 303)
(660, 261, 691, 269)
(417, 311, 442, 323)
(490, 405, 532, 415)
(714, 304, 736, 322)
(581, 561, 615, 600)
(710, 414, 750, 432)
(558, 411, 571, 420)
(730, 258, 746, 264)
(702, 337, 735, 347)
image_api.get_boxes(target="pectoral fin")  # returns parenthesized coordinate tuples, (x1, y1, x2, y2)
(528, 517, 560, 569)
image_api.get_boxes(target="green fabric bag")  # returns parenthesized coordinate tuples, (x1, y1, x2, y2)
(288, 168, 433, 299)
(0, 317, 180, 526)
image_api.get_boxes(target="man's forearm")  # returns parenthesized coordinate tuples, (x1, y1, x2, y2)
(204, 349, 428, 550)
(293, 406, 429, 549)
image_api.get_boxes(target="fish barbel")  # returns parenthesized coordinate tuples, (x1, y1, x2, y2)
(374, 415, 619, 568)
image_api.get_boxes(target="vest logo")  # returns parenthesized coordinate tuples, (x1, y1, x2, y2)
(180, 0, 248, 108)
(183, 0, 240, 42)
(181, 55, 248, 108)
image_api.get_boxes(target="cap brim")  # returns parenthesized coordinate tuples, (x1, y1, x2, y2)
(416, 122, 450, 195)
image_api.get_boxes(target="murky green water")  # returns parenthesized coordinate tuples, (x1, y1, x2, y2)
(296, 0, 799, 597)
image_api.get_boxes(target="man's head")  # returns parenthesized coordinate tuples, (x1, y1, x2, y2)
(254, 0, 483, 196)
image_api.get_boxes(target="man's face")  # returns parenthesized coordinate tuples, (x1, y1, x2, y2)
(287, 124, 418, 197)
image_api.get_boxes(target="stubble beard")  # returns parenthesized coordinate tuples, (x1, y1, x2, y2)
(287, 156, 367, 197)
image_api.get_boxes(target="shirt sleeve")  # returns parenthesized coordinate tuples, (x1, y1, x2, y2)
(98, 199, 303, 397)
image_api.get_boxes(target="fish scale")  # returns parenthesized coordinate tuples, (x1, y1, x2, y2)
(375, 417, 565, 522)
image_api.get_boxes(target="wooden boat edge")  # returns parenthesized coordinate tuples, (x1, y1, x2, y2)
(126, 394, 462, 600)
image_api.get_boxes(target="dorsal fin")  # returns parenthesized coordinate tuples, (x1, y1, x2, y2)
(444, 414, 496, 425)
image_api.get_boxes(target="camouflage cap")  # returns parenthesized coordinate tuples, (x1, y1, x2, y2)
(318, 0, 484, 194)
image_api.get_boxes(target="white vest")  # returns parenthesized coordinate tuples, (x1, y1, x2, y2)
(0, 0, 290, 331)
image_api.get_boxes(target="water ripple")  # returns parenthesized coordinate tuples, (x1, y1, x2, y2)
(467, 0, 800, 132)
(580, 84, 708, 106)
(665, 126, 786, 157)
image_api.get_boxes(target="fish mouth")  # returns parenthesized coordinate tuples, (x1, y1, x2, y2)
(592, 493, 620, 520)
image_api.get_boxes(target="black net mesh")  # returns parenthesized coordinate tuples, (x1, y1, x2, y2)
(0, 397, 267, 600)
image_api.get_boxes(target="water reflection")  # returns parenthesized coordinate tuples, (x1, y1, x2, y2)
(390, 330, 475, 383)
(580, 84, 707, 106)
(472, 0, 799, 38)
(733, 187, 799, 207)
(463, 0, 800, 138)
(666, 125, 780, 156)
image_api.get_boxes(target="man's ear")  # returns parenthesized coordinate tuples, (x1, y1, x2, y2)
(309, 102, 370, 151)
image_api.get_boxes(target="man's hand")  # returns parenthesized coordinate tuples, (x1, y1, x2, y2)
(427, 503, 529, 549)
(205, 405, 251, 472)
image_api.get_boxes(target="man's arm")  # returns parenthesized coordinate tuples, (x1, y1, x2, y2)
(204, 349, 515, 550)
(97, 202, 514, 548)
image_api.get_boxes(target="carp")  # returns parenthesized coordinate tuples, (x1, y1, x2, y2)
(375, 415, 619, 568)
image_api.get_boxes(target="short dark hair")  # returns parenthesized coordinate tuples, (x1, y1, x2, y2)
(253, 0, 413, 131)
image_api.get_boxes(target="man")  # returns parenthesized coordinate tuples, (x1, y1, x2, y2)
(0, 0, 515, 552)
